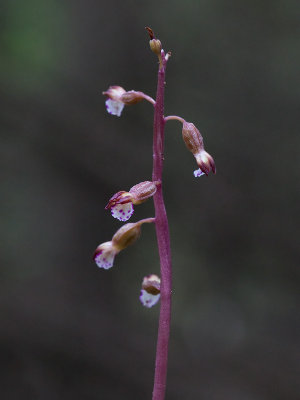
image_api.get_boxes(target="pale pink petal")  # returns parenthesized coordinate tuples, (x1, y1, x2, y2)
(193, 168, 205, 178)
(105, 99, 124, 117)
(111, 202, 134, 222)
(139, 289, 160, 308)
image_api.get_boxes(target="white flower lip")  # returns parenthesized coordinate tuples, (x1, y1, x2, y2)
(105, 99, 125, 117)
(139, 289, 160, 308)
(93, 242, 116, 269)
(111, 202, 134, 222)
(94, 251, 115, 269)
(193, 168, 205, 178)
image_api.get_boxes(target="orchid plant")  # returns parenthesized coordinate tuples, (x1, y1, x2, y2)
(93, 27, 216, 400)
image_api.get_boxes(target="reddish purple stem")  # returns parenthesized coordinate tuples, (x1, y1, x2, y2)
(152, 52, 172, 400)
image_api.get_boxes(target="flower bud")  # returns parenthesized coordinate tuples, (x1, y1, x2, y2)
(140, 274, 161, 308)
(195, 150, 216, 176)
(182, 121, 203, 155)
(149, 39, 162, 55)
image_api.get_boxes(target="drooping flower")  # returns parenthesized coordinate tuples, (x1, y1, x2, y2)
(105, 181, 158, 222)
(103, 86, 145, 117)
(139, 274, 161, 308)
(181, 121, 216, 177)
(93, 218, 155, 269)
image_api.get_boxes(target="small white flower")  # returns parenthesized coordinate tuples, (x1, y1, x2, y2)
(93, 241, 116, 270)
(139, 289, 160, 308)
(105, 182, 158, 221)
(105, 99, 125, 117)
(103, 86, 126, 117)
(139, 274, 161, 308)
(111, 202, 134, 222)
(193, 168, 205, 178)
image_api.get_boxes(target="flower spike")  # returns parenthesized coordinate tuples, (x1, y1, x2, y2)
(97, 28, 216, 400)
(139, 274, 161, 308)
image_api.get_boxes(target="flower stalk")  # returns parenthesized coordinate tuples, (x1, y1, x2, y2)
(151, 48, 172, 400)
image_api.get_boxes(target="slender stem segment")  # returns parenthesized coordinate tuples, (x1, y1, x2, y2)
(138, 92, 156, 105)
(164, 115, 185, 124)
(152, 51, 172, 400)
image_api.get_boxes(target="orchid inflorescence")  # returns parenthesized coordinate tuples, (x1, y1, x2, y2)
(94, 29, 215, 304)
(93, 27, 215, 399)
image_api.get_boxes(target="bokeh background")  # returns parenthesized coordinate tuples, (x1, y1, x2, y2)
(1, 1, 299, 399)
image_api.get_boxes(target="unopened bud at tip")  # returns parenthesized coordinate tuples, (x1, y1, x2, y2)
(149, 39, 162, 55)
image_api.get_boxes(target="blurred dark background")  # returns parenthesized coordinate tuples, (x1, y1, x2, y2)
(0, 1, 299, 399)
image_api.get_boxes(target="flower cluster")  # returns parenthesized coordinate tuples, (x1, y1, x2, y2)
(95, 33, 216, 310)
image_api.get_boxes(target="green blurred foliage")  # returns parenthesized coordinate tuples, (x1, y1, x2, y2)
(1, 0, 66, 93)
